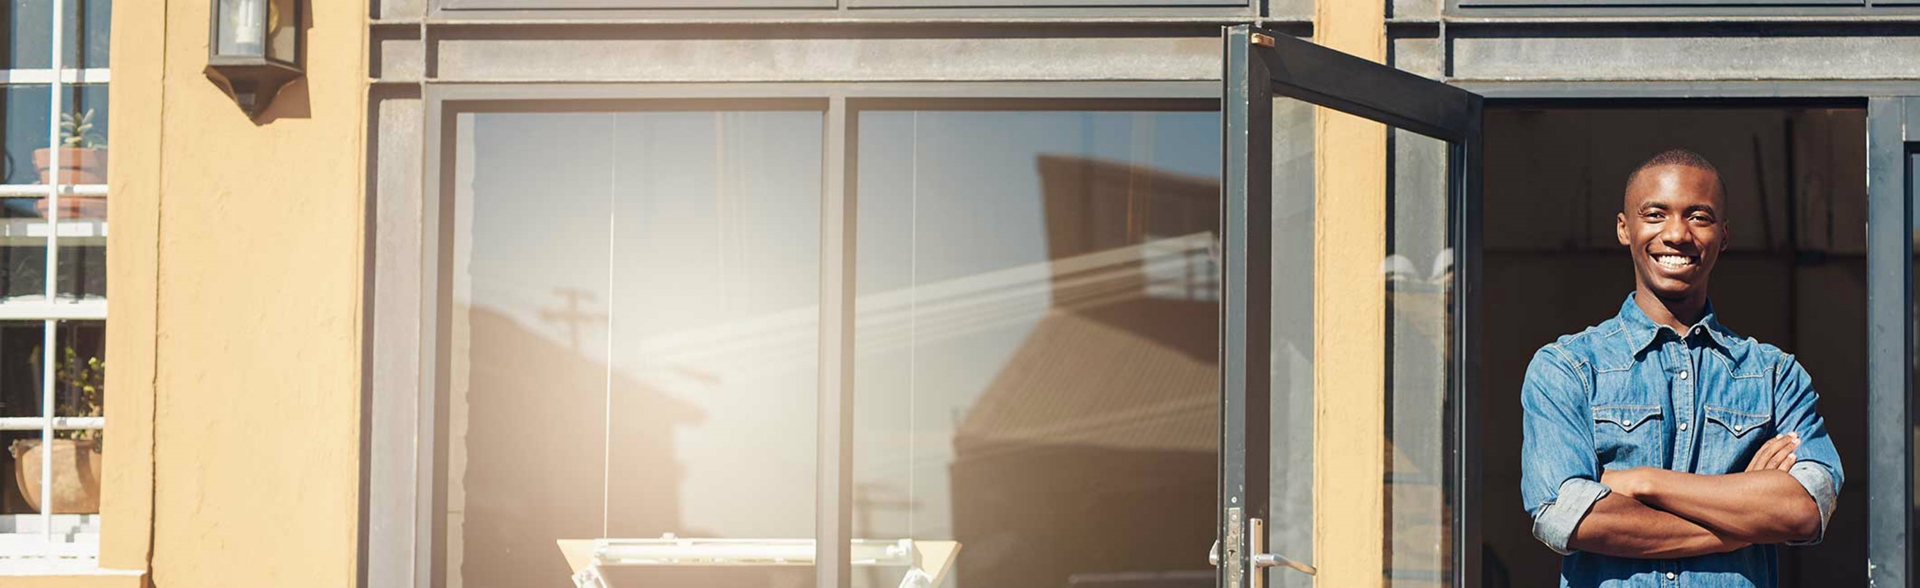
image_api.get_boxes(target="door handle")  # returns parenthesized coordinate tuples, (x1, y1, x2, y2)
(1209, 517, 1317, 584)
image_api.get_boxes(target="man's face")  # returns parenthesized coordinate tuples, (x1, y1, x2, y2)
(1616, 164, 1728, 302)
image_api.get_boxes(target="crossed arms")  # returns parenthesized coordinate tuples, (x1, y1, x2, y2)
(1519, 347, 1843, 560)
(1567, 435, 1820, 559)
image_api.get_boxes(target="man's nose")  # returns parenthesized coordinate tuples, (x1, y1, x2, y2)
(1659, 219, 1692, 247)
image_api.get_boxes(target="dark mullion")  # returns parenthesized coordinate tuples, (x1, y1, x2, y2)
(817, 95, 855, 588)
(1867, 96, 1912, 588)
(1450, 100, 1486, 588)
(1220, 24, 1273, 588)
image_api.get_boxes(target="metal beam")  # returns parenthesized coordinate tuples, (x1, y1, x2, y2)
(1866, 96, 1912, 588)
(1221, 23, 1274, 588)
(1257, 30, 1478, 143)
(815, 95, 854, 588)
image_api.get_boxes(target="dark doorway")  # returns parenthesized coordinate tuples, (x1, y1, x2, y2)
(1478, 105, 1869, 587)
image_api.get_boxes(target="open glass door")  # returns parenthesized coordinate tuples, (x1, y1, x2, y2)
(1216, 25, 1484, 588)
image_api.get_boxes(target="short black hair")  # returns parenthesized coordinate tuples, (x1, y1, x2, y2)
(1626, 148, 1727, 203)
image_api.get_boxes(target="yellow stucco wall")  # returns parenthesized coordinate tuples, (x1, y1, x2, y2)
(1313, 0, 1390, 586)
(77, 0, 369, 586)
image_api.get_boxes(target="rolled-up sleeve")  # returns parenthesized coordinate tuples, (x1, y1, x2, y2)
(1773, 355, 1843, 546)
(1785, 462, 1838, 546)
(1534, 478, 1611, 555)
(1521, 346, 1604, 555)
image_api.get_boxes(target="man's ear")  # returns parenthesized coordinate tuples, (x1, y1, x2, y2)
(1721, 221, 1731, 251)
(1617, 211, 1631, 246)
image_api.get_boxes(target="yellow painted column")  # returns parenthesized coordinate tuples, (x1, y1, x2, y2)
(1312, 0, 1389, 586)
(100, 0, 164, 575)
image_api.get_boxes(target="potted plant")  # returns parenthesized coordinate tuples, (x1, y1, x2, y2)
(33, 108, 108, 219)
(10, 347, 103, 514)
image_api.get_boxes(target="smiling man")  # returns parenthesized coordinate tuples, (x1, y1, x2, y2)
(1519, 149, 1843, 587)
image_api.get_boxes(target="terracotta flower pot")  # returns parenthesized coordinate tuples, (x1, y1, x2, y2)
(9, 438, 102, 514)
(32, 196, 108, 220)
(33, 147, 107, 185)
(28, 148, 108, 219)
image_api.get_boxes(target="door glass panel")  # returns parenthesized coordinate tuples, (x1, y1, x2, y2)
(852, 106, 1221, 588)
(1267, 97, 1316, 588)
(446, 109, 822, 588)
(1387, 129, 1452, 587)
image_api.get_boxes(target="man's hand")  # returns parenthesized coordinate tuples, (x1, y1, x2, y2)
(1745, 433, 1800, 473)
(1600, 467, 1653, 500)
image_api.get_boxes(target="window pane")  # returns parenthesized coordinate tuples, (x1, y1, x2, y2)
(53, 85, 107, 301)
(2, 0, 114, 70)
(853, 108, 1219, 588)
(1267, 97, 1315, 588)
(1387, 129, 1451, 587)
(0, 84, 105, 187)
(64, 0, 111, 69)
(50, 320, 100, 420)
(57, 84, 107, 185)
(2, 85, 52, 188)
(53, 243, 100, 301)
(0, 244, 46, 301)
(0, 321, 103, 554)
(449, 109, 821, 588)
(0, 321, 44, 422)
(1, 1, 54, 70)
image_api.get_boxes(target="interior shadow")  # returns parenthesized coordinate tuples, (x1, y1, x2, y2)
(1477, 105, 1868, 588)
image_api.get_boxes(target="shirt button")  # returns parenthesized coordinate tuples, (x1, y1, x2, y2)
(1680, 370, 1690, 380)
(1679, 422, 1689, 431)
(1666, 572, 1678, 580)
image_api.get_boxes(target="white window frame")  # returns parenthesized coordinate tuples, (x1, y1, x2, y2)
(0, 0, 112, 569)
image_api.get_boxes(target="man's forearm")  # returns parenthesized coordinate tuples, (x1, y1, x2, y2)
(1568, 492, 1749, 559)
(1626, 469, 1820, 544)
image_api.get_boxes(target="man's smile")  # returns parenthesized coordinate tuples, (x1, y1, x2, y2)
(1652, 253, 1698, 271)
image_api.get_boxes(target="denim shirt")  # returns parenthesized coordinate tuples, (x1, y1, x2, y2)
(1521, 295, 1842, 588)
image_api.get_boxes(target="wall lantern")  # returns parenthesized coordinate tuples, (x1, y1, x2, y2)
(204, 0, 301, 119)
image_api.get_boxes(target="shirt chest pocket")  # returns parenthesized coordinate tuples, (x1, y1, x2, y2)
(1592, 404, 1664, 468)
(1701, 405, 1772, 469)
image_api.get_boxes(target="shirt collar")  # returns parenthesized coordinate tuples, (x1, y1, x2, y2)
(1617, 293, 1734, 356)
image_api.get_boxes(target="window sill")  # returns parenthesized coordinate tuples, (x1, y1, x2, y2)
(0, 565, 143, 588)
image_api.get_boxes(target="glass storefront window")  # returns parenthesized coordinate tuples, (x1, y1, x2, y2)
(446, 109, 823, 588)
(852, 107, 1221, 588)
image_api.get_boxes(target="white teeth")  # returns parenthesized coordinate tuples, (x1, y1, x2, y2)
(1655, 255, 1694, 269)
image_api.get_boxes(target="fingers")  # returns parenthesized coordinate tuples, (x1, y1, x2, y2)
(1746, 434, 1795, 472)
(1767, 432, 1802, 471)
(1758, 434, 1804, 470)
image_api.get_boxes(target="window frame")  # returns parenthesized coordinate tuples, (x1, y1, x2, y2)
(1439, 0, 1920, 17)
(1877, 95, 1918, 587)
(422, 0, 1265, 21)
(0, 0, 113, 569)
(399, 80, 1223, 588)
